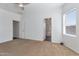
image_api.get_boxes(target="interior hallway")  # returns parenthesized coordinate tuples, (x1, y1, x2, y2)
(0, 39, 78, 56)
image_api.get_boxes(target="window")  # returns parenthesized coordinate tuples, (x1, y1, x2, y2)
(63, 8, 76, 36)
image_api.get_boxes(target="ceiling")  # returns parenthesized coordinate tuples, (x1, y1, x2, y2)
(0, 3, 63, 14)
(0, 3, 29, 14)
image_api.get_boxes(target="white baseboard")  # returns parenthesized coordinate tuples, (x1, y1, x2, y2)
(19, 37, 44, 41)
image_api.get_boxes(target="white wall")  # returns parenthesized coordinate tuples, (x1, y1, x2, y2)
(62, 3, 79, 53)
(0, 8, 21, 43)
(20, 3, 62, 43)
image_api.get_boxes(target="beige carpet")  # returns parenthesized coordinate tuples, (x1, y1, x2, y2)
(0, 39, 78, 56)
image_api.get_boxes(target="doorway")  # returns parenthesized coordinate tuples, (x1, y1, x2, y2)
(44, 18, 52, 42)
(13, 21, 19, 39)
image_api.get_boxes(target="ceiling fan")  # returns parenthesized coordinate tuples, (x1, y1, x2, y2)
(16, 3, 29, 10)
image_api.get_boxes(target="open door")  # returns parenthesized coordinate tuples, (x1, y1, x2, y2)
(13, 21, 19, 39)
(44, 18, 51, 42)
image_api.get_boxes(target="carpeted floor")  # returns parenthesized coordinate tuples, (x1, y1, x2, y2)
(0, 39, 78, 56)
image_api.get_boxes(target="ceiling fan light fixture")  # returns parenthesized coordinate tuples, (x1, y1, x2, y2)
(19, 3, 24, 7)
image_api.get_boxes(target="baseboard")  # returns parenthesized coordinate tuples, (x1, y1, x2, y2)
(52, 41, 61, 43)
(0, 39, 13, 44)
(16, 37, 26, 40)
(19, 37, 44, 41)
(63, 43, 79, 54)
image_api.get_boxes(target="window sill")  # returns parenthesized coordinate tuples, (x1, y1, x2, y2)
(64, 34, 76, 37)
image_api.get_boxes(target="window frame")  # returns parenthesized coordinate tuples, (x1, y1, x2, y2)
(63, 8, 77, 37)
